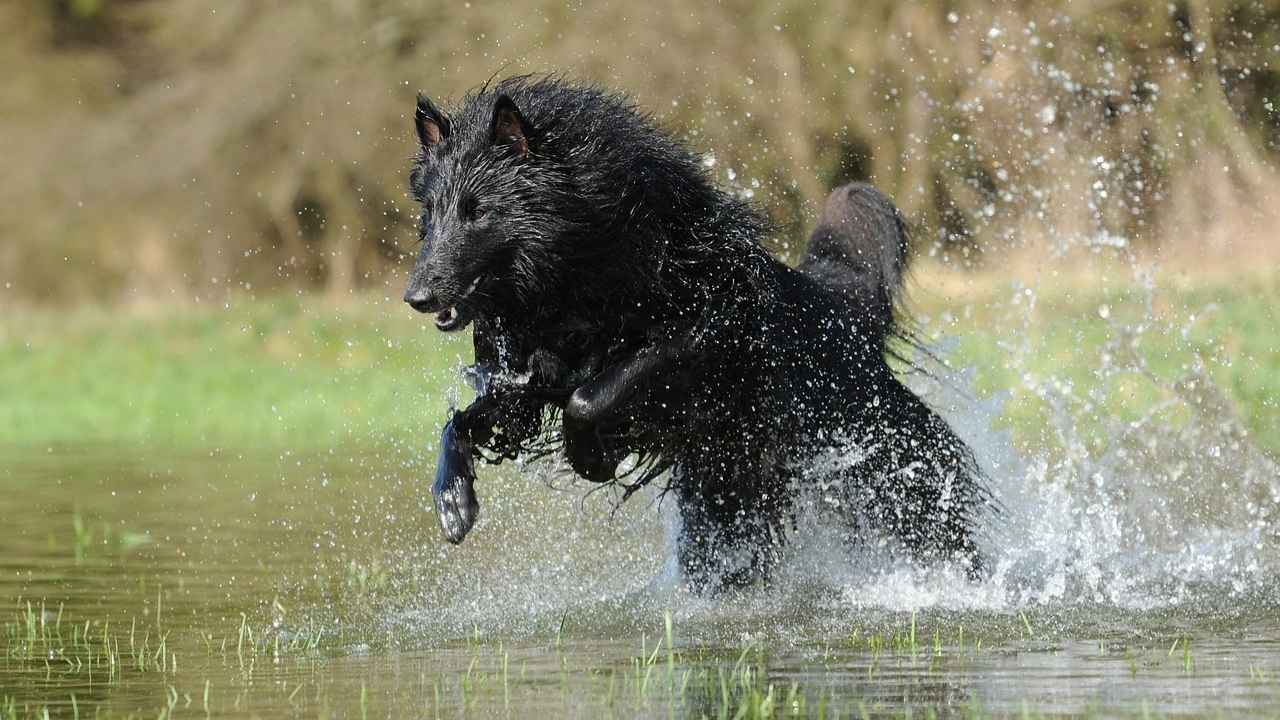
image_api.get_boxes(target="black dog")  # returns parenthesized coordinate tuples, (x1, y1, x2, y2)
(404, 76, 990, 592)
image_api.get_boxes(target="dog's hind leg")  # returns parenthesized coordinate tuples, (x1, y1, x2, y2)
(851, 394, 989, 576)
(672, 475, 791, 593)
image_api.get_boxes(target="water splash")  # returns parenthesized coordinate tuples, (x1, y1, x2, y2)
(363, 265, 1280, 640)
(863, 277, 1280, 613)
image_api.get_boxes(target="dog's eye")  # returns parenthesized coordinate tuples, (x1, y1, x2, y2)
(460, 197, 479, 222)
(461, 197, 494, 223)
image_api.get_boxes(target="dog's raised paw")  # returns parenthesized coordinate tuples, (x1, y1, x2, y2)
(431, 415, 480, 544)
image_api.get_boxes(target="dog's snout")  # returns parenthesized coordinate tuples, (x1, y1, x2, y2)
(404, 286, 443, 314)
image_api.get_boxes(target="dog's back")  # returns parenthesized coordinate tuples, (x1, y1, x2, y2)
(798, 182, 909, 342)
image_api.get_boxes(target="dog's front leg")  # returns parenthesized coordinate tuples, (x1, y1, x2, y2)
(564, 343, 683, 423)
(430, 319, 528, 545)
(431, 387, 515, 545)
(430, 408, 482, 544)
(564, 304, 721, 425)
(431, 377, 562, 544)
(432, 349, 576, 543)
(430, 322, 501, 545)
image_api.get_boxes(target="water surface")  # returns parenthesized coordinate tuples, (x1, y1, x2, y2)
(3, 440, 1279, 718)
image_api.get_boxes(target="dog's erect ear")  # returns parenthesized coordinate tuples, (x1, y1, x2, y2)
(490, 95, 531, 157)
(415, 94, 451, 148)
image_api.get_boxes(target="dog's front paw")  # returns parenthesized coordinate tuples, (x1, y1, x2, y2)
(431, 415, 480, 544)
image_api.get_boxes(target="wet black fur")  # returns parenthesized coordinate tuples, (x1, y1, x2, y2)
(405, 76, 991, 592)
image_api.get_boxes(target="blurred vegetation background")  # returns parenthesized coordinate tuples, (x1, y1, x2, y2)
(2, 0, 1278, 306)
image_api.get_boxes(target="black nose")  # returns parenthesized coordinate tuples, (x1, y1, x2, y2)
(404, 288, 442, 314)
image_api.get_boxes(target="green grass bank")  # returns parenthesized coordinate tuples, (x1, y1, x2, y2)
(2, 269, 1276, 456)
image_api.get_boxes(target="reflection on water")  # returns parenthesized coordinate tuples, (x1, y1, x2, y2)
(2, 444, 1279, 718)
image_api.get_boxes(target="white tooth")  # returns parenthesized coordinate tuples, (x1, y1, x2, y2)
(466, 276, 482, 294)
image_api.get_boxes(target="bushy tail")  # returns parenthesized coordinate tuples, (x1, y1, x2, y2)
(798, 182, 909, 341)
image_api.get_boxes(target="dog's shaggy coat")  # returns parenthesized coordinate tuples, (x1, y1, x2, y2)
(404, 76, 990, 591)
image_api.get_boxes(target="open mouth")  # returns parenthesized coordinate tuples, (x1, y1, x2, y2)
(434, 307, 467, 331)
(433, 275, 485, 332)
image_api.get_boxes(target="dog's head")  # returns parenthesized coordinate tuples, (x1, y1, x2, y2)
(404, 88, 577, 331)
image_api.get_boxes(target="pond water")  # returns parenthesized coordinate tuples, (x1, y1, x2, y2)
(3, 419, 1279, 718)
